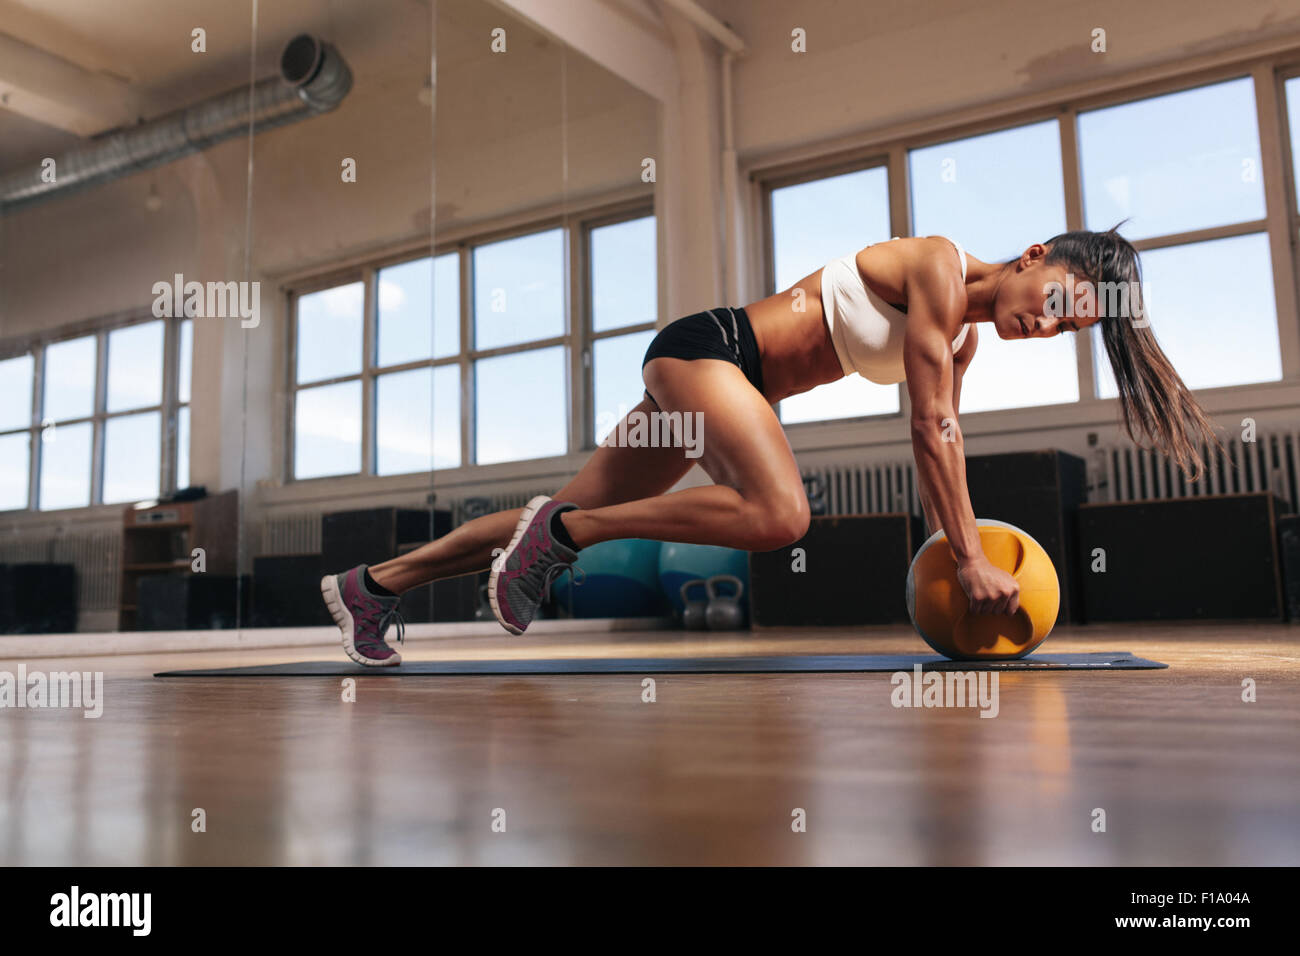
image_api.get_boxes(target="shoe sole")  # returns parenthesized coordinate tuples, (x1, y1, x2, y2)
(320, 574, 401, 667)
(488, 494, 551, 636)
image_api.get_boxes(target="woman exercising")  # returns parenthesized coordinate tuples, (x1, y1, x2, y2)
(321, 227, 1220, 666)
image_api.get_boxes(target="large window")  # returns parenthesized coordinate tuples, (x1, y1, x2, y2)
(0, 317, 190, 512)
(1288, 76, 1300, 212)
(289, 209, 655, 479)
(762, 66, 1299, 425)
(472, 229, 567, 465)
(1080, 77, 1280, 394)
(39, 335, 96, 509)
(768, 165, 895, 423)
(590, 215, 657, 445)
(0, 355, 35, 511)
(375, 254, 460, 476)
(292, 256, 461, 481)
(294, 282, 365, 479)
(176, 319, 193, 490)
(910, 119, 1076, 413)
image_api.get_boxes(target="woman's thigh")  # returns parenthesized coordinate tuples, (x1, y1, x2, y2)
(554, 395, 696, 508)
(642, 356, 805, 510)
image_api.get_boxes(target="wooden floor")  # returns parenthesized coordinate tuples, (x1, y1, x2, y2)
(2, 621, 1298, 865)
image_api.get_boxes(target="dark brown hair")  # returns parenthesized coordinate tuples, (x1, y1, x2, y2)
(1043, 225, 1223, 479)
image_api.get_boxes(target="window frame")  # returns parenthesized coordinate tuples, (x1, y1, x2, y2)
(580, 207, 660, 447)
(285, 197, 654, 483)
(1278, 63, 1300, 342)
(0, 310, 188, 513)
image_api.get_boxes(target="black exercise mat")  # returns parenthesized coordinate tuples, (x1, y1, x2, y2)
(155, 651, 1166, 677)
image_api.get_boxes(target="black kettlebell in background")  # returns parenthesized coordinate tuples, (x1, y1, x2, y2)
(704, 574, 745, 630)
(680, 578, 709, 630)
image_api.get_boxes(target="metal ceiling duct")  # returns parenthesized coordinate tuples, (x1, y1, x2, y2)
(0, 34, 352, 214)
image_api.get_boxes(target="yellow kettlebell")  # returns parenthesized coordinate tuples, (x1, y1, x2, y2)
(905, 519, 1060, 660)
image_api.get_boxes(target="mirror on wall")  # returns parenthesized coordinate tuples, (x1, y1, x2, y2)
(0, 0, 657, 636)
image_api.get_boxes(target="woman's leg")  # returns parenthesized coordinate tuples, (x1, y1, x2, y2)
(368, 395, 695, 593)
(370, 355, 810, 592)
(559, 356, 810, 552)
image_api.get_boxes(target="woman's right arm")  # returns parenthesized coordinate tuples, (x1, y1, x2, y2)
(902, 253, 1019, 616)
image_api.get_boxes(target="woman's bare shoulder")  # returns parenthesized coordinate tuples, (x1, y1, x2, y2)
(860, 237, 964, 303)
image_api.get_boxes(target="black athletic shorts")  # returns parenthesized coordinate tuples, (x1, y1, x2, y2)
(640, 305, 765, 405)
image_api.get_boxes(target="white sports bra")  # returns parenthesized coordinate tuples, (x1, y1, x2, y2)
(819, 236, 970, 385)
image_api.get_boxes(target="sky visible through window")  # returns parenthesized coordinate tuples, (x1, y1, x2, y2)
(1290, 77, 1300, 213)
(1080, 77, 1278, 394)
(293, 217, 659, 478)
(910, 119, 1077, 413)
(771, 166, 897, 422)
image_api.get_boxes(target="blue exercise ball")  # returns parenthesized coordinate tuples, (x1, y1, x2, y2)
(657, 542, 750, 614)
(550, 538, 666, 618)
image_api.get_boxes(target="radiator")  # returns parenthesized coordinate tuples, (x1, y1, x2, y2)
(451, 488, 554, 524)
(1094, 431, 1300, 512)
(259, 512, 321, 555)
(800, 461, 921, 517)
(0, 531, 120, 611)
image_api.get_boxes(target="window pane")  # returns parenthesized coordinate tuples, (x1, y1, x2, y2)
(473, 230, 564, 350)
(176, 405, 190, 490)
(1287, 77, 1300, 213)
(107, 321, 164, 412)
(475, 347, 566, 464)
(296, 282, 363, 383)
(295, 381, 362, 479)
(0, 354, 34, 431)
(43, 335, 96, 422)
(771, 167, 898, 421)
(591, 216, 656, 332)
(0, 432, 30, 510)
(911, 120, 1077, 412)
(1093, 233, 1280, 396)
(377, 253, 460, 366)
(771, 166, 890, 290)
(910, 120, 1066, 262)
(958, 335, 1079, 413)
(593, 330, 656, 444)
(1079, 78, 1265, 240)
(780, 376, 900, 423)
(103, 411, 160, 504)
(178, 319, 193, 404)
(38, 420, 92, 510)
(376, 366, 461, 475)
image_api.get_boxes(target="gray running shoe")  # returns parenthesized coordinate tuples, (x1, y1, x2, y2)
(489, 496, 580, 635)
(321, 564, 405, 667)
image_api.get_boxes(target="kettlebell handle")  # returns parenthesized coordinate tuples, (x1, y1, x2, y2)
(949, 528, 1029, 579)
(705, 574, 744, 600)
(680, 578, 709, 604)
(981, 528, 1028, 578)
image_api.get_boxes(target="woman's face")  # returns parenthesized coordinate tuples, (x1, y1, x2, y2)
(993, 245, 1101, 340)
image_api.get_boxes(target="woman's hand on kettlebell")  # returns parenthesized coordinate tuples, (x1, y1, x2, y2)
(956, 556, 1020, 616)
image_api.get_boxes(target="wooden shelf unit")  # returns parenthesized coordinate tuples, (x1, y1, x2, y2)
(118, 491, 238, 630)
